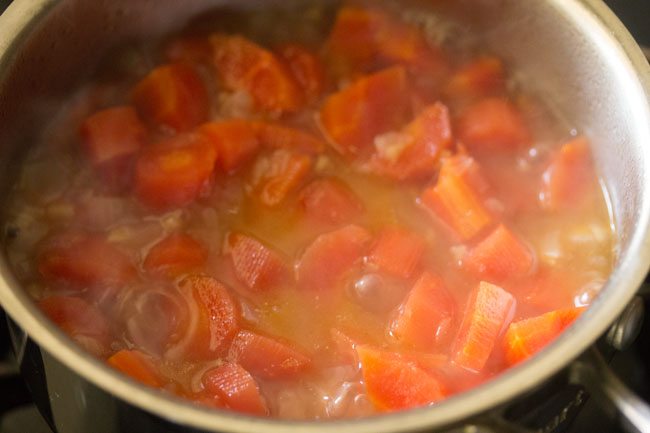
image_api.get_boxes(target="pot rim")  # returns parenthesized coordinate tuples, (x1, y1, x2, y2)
(1, 0, 650, 432)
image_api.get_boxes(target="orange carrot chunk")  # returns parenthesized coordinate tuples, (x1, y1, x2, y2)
(443, 56, 506, 102)
(368, 102, 453, 181)
(452, 281, 516, 372)
(325, 6, 447, 80)
(357, 345, 447, 412)
(108, 350, 163, 388)
(250, 149, 312, 207)
(38, 231, 136, 293)
(504, 307, 585, 366)
(276, 43, 326, 102)
(80, 106, 147, 190)
(420, 157, 493, 241)
(319, 66, 410, 157)
(133, 134, 217, 210)
(202, 363, 269, 416)
(389, 272, 456, 350)
(199, 120, 260, 173)
(299, 177, 364, 226)
(143, 233, 208, 279)
(132, 63, 209, 132)
(211, 34, 303, 113)
(540, 136, 595, 211)
(296, 224, 372, 292)
(463, 224, 535, 282)
(225, 232, 289, 292)
(457, 98, 530, 152)
(39, 296, 112, 356)
(229, 330, 311, 379)
(369, 227, 425, 279)
(166, 276, 239, 361)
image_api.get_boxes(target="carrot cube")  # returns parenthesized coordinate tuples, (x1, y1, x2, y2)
(229, 330, 311, 379)
(296, 224, 372, 292)
(199, 120, 260, 173)
(443, 56, 506, 102)
(202, 363, 269, 416)
(225, 232, 289, 292)
(276, 43, 326, 102)
(452, 281, 516, 372)
(256, 122, 325, 155)
(504, 307, 585, 366)
(167, 276, 239, 361)
(540, 136, 595, 211)
(420, 156, 493, 241)
(132, 63, 209, 132)
(211, 35, 303, 113)
(133, 133, 217, 210)
(357, 345, 447, 412)
(250, 149, 313, 207)
(368, 102, 453, 181)
(369, 227, 425, 279)
(319, 66, 410, 157)
(108, 350, 163, 388)
(299, 177, 364, 226)
(457, 98, 530, 152)
(389, 272, 456, 350)
(463, 224, 535, 282)
(143, 233, 208, 279)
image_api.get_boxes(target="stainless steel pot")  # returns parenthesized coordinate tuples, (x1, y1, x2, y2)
(1, 1, 650, 432)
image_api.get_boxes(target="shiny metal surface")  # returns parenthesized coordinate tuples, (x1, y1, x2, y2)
(606, 296, 646, 351)
(0, 1, 650, 432)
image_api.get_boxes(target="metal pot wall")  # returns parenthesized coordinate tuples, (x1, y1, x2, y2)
(0, 1, 650, 432)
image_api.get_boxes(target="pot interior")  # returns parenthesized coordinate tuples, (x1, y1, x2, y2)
(0, 1, 649, 432)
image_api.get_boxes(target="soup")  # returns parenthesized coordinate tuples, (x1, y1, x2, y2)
(4, 1, 613, 419)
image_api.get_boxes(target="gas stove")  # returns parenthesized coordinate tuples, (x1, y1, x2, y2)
(0, 1, 648, 433)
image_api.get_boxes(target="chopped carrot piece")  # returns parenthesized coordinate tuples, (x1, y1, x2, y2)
(133, 133, 217, 210)
(167, 276, 239, 361)
(132, 63, 209, 132)
(250, 149, 312, 207)
(38, 231, 136, 293)
(420, 157, 493, 241)
(438, 153, 491, 196)
(319, 66, 411, 157)
(39, 296, 111, 356)
(504, 307, 585, 366)
(368, 102, 453, 181)
(457, 98, 531, 152)
(443, 56, 506, 102)
(256, 122, 325, 155)
(463, 224, 535, 282)
(325, 6, 447, 80)
(229, 330, 311, 379)
(357, 345, 447, 412)
(107, 350, 163, 388)
(225, 232, 289, 292)
(452, 281, 516, 372)
(389, 272, 456, 350)
(296, 225, 372, 292)
(202, 363, 269, 416)
(299, 177, 364, 226)
(540, 136, 595, 211)
(80, 106, 147, 190)
(165, 36, 212, 65)
(369, 227, 425, 279)
(199, 120, 260, 173)
(211, 34, 303, 113)
(143, 233, 208, 279)
(276, 43, 326, 102)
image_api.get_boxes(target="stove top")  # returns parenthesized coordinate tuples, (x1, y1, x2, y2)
(0, 1, 648, 433)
